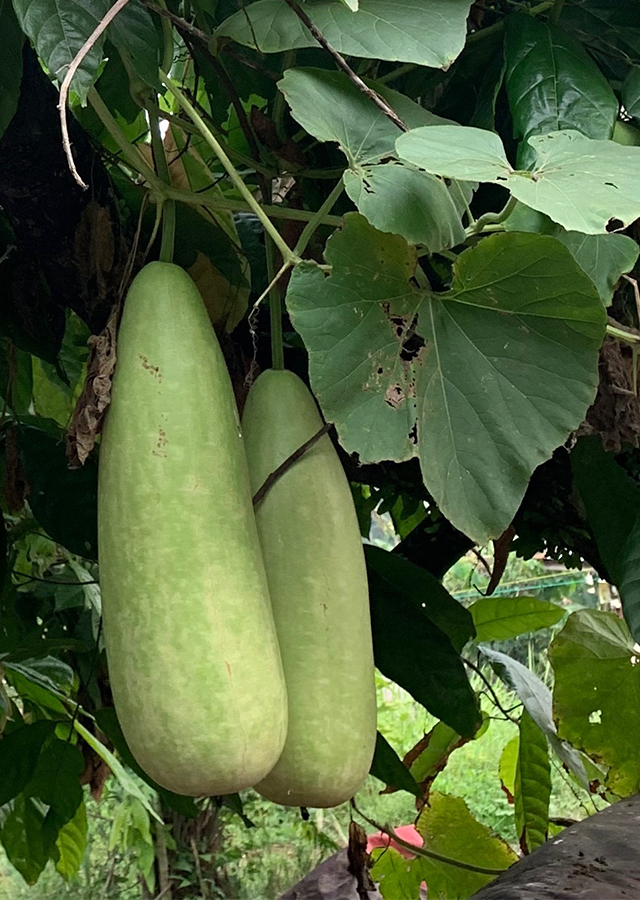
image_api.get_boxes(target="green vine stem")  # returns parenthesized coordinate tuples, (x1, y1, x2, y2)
(293, 179, 344, 257)
(148, 103, 176, 263)
(88, 87, 160, 186)
(160, 70, 297, 264)
(266, 237, 285, 369)
(465, 195, 518, 236)
(606, 323, 640, 344)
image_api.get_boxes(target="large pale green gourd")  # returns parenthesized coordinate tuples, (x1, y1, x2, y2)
(242, 369, 377, 807)
(98, 262, 287, 796)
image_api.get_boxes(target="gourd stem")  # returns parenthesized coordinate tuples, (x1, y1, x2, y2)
(549, 0, 566, 25)
(160, 71, 297, 264)
(148, 103, 176, 263)
(157, 0, 174, 73)
(294, 180, 344, 257)
(266, 237, 285, 370)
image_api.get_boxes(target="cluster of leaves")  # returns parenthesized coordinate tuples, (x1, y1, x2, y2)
(1, 0, 640, 897)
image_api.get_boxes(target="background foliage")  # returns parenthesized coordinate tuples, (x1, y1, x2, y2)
(1, 0, 640, 897)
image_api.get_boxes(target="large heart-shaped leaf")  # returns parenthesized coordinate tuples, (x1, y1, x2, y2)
(216, 0, 474, 68)
(396, 127, 640, 233)
(286, 214, 604, 542)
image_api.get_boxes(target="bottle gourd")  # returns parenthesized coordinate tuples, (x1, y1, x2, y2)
(242, 369, 377, 807)
(98, 262, 287, 796)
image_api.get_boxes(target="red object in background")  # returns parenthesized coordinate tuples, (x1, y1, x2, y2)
(366, 824, 423, 859)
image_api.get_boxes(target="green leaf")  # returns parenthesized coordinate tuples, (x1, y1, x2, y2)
(26, 739, 84, 824)
(343, 163, 466, 252)
(0, 339, 33, 415)
(0, 720, 54, 806)
(370, 732, 421, 797)
(94, 708, 199, 818)
(396, 127, 640, 233)
(73, 720, 162, 822)
(514, 710, 550, 853)
(279, 68, 466, 250)
(413, 792, 517, 898)
(12, 0, 110, 101)
(505, 13, 617, 167)
(0, 795, 50, 885)
(623, 66, 640, 122)
(216, 0, 474, 68)
(0, 0, 24, 141)
(480, 645, 588, 789)
(555, 232, 639, 306)
(279, 68, 448, 167)
(571, 436, 640, 641)
(366, 546, 475, 652)
(287, 214, 604, 542)
(4, 655, 74, 695)
(367, 547, 480, 736)
(15, 420, 98, 559)
(550, 608, 640, 796)
(55, 799, 87, 880)
(408, 720, 466, 787)
(107, 0, 161, 90)
(499, 735, 518, 799)
(469, 596, 565, 642)
(371, 847, 424, 900)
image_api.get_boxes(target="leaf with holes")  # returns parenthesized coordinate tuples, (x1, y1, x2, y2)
(550, 609, 640, 796)
(287, 213, 604, 542)
(396, 127, 640, 233)
(216, 0, 474, 68)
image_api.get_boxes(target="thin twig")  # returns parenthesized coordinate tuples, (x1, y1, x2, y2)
(58, 0, 136, 188)
(463, 658, 519, 723)
(253, 423, 332, 507)
(142, 0, 210, 43)
(282, 0, 408, 133)
(12, 570, 99, 586)
(351, 801, 509, 877)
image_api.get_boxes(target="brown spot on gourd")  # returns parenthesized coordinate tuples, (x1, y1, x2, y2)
(139, 354, 163, 382)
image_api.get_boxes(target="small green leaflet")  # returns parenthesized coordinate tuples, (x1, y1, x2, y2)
(470, 596, 565, 642)
(550, 609, 640, 797)
(505, 14, 617, 166)
(216, 0, 474, 69)
(396, 127, 640, 233)
(514, 710, 550, 854)
(279, 68, 466, 251)
(286, 214, 604, 542)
